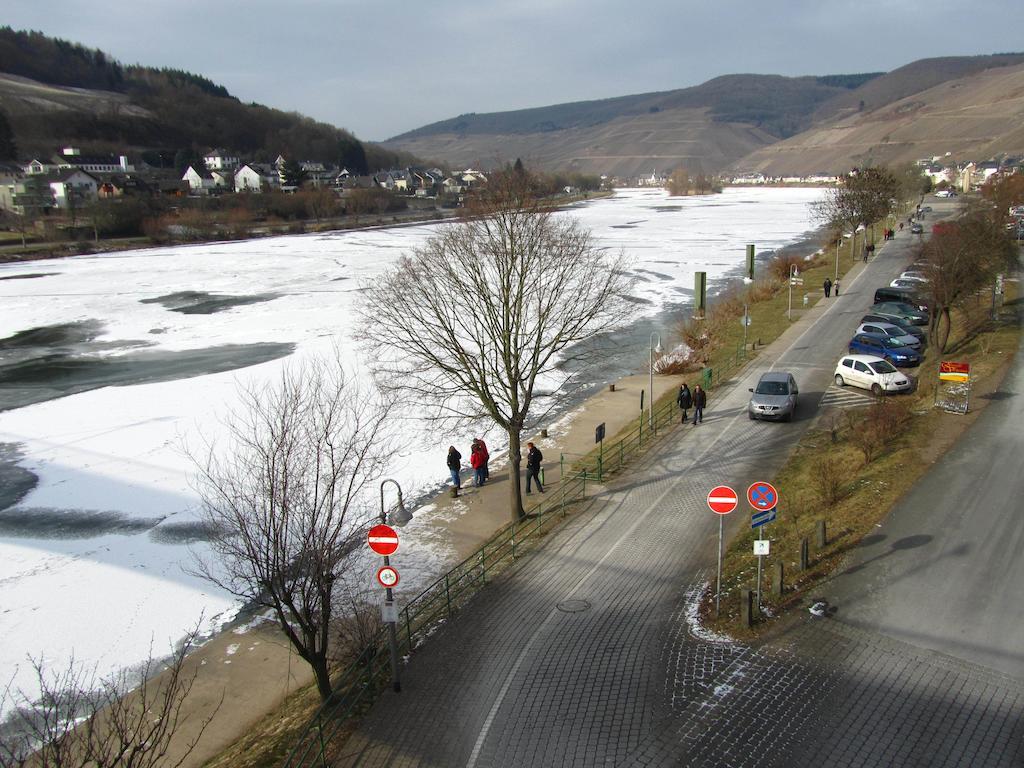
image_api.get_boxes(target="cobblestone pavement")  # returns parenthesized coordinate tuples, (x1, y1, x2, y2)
(336, 211, 1023, 766)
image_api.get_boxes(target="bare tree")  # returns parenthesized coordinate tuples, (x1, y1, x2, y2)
(813, 166, 900, 258)
(188, 356, 392, 700)
(0, 628, 216, 768)
(360, 174, 634, 520)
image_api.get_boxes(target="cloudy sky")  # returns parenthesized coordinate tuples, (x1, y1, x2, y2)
(5, 1, 1024, 141)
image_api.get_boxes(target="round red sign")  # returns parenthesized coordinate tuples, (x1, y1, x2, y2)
(367, 524, 400, 556)
(377, 566, 400, 589)
(747, 482, 779, 510)
(707, 485, 738, 515)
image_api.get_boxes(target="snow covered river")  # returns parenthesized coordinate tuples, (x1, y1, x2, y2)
(0, 186, 822, 708)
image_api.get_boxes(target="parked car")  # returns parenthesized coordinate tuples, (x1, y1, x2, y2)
(899, 270, 928, 281)
(874, 286, 928, 310)
(921, 206, 932, 213)
(856, 321, 921, 349)
(748, 371, 799, 421)
(861, 313, 928, 342)
(849, 333, 921, 367)
(890, 277, 928, 289)
(834, 355, 913, 395)
(935, 190, 956, 198)
(872, 301, 929, 326)
(910, 222, 924, 234)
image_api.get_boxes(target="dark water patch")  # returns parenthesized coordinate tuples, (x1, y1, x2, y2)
(636, 269, 674, 281)
(0, 272, 58, 281)
(0, 320, 104, 350)
(621, 295, 654, 306)
(0, 342, 296, 412)
(0, 443, 37, 513)
(150, 521, 221, 544)
(651, 205, 682, 212)
(140, 290, 282, 315)
(610, 224, 638, 229)
(0, 508, 164, 539)
(331, 276, 350, 282)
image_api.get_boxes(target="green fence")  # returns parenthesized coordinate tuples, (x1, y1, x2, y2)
(282, 362, 748, 766)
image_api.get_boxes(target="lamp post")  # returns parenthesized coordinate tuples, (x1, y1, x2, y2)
(649, 331, 662, 431)
(379, 479, 412, 692)
(787, 264, 799, 321)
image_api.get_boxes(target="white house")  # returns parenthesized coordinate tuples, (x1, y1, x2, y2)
(49, 168, 99, 209)
(182, 165, 216, 194)
(204, 149, 240, 171)
(234, 163, 278, 193)
(57, 148, 134, 174)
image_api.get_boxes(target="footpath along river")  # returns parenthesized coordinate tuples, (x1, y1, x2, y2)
(0, 186, 823, 716)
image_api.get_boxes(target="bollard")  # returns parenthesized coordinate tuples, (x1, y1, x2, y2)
(816, 519, 827, 549)
(541, 428, 548, 438)
(799, 537, 809, 571)
(609, 383, 616, 392)
(772, 562, 784, 597)
(740, 588, 754, 627)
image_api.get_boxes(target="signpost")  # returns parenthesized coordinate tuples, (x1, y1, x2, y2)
(368, 519, 402, 691)
(707, 486, 737, 616)
(367, 524, 400, 556)
(747, 481, 780, 614)
(595, 422, 606, 481)
(936, 361, 971, 414)
(376, 565, 400, 588)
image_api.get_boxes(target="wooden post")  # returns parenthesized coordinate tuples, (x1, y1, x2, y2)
(740, 588, 754, 627)
(816, 519, 827, 549)
(799, 537, 809, 571)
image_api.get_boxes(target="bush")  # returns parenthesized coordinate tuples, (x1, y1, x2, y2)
(812, 455, 845, 506)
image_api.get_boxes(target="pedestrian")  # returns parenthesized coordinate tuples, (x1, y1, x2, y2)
(477, 437, 490, 481)
(470, 442, 486, 488)
(447, 445, 462, 496)
(823, 277, 832, 298)
(525, 441, 544, 494)
(833, 278, 840, 296)
(692, 384, 707, 424)
(676, 382, 693, 424)
(899, 222, 904, 231)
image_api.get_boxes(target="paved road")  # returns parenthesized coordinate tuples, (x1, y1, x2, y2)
(335, 200, 1023, 767)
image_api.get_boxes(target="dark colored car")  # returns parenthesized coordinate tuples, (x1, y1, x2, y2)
(849, 333, 921, 367)
(871, 301, 929, 326)
(874, 286, 928, 310)
(910, 222, 924, 234)
(861, 313, 927, 342)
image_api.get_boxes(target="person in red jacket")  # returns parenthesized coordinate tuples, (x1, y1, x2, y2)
(470, 442, 486, 487)
(476, 437, 490, 482)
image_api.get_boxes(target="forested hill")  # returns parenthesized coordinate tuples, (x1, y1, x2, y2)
(0, 27, 414, 171)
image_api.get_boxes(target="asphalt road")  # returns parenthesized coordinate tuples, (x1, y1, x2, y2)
(334, 197, 1023, 767)
(829, 294, 1024, 678)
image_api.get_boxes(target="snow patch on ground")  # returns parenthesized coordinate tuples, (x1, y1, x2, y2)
(683, 581, 734, 644)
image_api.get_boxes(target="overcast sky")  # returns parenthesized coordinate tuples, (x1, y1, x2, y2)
(5, 1, 1024, 142)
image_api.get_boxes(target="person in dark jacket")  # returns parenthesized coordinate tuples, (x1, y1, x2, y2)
(447, 446, 462, 496)
(676, 383, 693, 423)
(823, 277, 832, 298)
(692, 384, 707, 424)
(470, 442, 486, 488)
(525, 442, 544, 494)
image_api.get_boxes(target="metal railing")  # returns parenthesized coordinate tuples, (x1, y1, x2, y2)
(282, 364, 745, 766)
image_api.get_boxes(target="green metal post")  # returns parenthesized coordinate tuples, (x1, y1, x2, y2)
(445, 573, 451, 618)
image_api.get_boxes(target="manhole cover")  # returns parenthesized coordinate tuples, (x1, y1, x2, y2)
(556, 599, 591, 613)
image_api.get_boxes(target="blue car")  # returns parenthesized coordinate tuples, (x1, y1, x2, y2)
(848, 333, 921, 367)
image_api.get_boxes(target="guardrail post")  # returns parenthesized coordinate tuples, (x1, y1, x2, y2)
(511, 521, 517, 560)
(479, 546, 486, 584)
(560, 453, 564, 481)
(445, 573, 451, 618)
(597, 453, 603, 483)
(561, 481, 567, 517)
(404, 606, 412, 651)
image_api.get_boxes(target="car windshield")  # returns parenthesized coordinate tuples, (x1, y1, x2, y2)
(869, 360, 898, 374)
(755, 381, 789, 395)
(882, 337, 906, 348)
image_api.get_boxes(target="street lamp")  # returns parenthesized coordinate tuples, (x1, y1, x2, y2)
(649, 331, 662, 431)
(379, 479, 411, 692)
(787, 264, 799, 321)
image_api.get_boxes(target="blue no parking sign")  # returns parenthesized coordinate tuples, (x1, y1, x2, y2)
(747, 481, 779, 510)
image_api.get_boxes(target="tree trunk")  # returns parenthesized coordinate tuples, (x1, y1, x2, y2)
(311, 653, 333, 702)
(937, 306, 952, 353)
(507, 427, 525, 521)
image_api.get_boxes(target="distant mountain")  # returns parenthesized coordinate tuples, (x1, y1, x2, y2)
(0, 27, 414, 172)
(738, 58, 1024, 175)
(386, 54, 1024, 177)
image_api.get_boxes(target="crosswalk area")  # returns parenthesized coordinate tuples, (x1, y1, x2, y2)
(817, 384, 876, 411)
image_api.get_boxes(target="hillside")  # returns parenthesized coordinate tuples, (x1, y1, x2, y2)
(387, 54, 1024, 177)
(736, 60, 1024, 175)
(0, 28, 411, 172)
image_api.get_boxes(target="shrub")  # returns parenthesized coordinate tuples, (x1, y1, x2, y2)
(812, 455, 845, 506)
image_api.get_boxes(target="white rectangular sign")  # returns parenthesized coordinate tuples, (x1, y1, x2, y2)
(753, 540, 770, 556)
(381, 601, 399, 624)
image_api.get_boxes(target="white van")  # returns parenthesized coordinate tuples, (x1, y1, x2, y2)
(834, 354, 912, 395)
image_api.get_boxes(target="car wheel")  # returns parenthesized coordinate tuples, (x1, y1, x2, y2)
(783, 411, 793, 422)
(748, 412, 756, 420)
(871, 383, 883, 396)
(834, 374, 845, 387)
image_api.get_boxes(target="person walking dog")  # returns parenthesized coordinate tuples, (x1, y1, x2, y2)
(525, 442, 544, 494)
(676, 383, 693, 423)
(692, 384, 707, 425)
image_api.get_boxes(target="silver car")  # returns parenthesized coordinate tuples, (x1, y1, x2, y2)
(748, 371, 799, 421)
(856, 321, 922, 350)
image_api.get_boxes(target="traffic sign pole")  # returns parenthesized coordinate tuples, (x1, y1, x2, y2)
(707, 486, 737, 618)
(756, 523, 764, 612)
(716, 515, 724, 617)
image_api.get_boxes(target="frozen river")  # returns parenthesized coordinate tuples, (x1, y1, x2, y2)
(0, 186, 822, 709)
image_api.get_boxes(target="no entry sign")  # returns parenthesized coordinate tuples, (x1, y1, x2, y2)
(747, 482, 779, 510)
(707, 485, 738, 515)
(368, 524, 400, 556)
